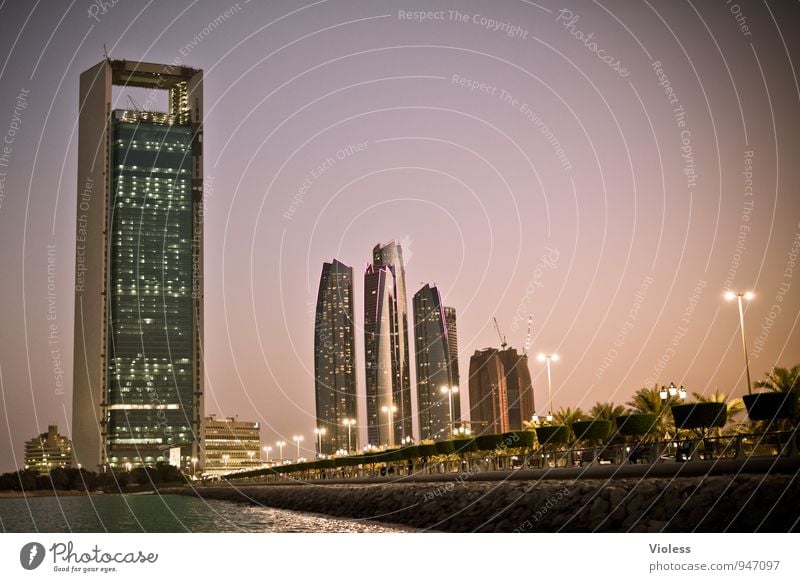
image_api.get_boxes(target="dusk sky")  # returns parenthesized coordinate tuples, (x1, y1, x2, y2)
(0, 0, 798, 472)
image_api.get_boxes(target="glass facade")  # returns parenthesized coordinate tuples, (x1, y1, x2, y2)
(314, 259, 357, 455)
(105, 112, 196, 466)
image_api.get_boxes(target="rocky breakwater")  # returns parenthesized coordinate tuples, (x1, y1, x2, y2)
(164, 473, 799, 532)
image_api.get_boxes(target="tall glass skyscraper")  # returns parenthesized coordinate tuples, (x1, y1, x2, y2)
(364, 241, 412, 446)
(72, 60, 204, 472)
(314, 259, 357, 455)
(413, 284, 460, 440)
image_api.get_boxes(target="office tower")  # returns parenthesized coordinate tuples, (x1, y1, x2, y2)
(24, 425, 72, 474)
(468, 349, 509, 434)
(444, 306, 461, 397)
(314, 259, 358, 455)
(371, 241, 413, 440)
(413, 285, 461, 440)
(203, 416, 261, 475)
(468, 347, 535, 435)
(499, 349, 535, 430)
(72, 60, 204, 472)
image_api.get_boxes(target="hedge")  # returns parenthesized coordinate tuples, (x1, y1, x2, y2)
(535, 425, 570, 445)
(743, 392, 797, 421)
(475, 434, 506, 451)
(434, 441, 455, 455)
(502, 431, 535, 449)
(615, 414, 658, 436)
(572, 419, 612, 442)
(670, 402, 727, 430)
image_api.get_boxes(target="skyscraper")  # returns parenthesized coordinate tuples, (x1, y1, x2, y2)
(444, 306, 461, 394)
(468, 348, 509, 435)
(468, 347, 534, 435)
(364, 240, 412, 446)
(314, 259, 357, 455)
(413, 284, 460, 440)
(72, 60, 204, 472)
(499, 349, 535, 430)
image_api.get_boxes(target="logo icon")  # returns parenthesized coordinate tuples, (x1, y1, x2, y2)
(20, 542, 45, 570)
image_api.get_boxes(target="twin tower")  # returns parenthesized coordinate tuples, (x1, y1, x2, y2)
(314, 241, 461, 455)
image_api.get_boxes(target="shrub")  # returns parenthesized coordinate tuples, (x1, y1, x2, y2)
(535, 425, 570, 445)
(615, 413, 658, 436)
(434, 441, 455, 455)
(452, 438, 478, 454)
(417, 444, 438, 458)
(743, 392, 797, 421)
(502, 431, 535, 449)
(475, 434, 505, 451)
(572, 419, 612, 442)
(671, 403, 727, 430)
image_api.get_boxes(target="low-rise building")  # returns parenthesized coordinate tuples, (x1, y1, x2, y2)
(203, 416, 261, 475)
(24, 425, 72, 474)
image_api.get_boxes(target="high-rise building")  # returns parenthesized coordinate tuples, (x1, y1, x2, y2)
(444, 306, 461, 394)
(413, 284, 460, 440)
(364, 240, 414, 446)
(314, 259, 358, 455)
(499, 349, 535, 430)
(468, 349, 509, 434)
(71, 60, 204, 472)
(24, 425, 72, 474)
(468, 347, 534, 434)
(203, 416, 261, 476)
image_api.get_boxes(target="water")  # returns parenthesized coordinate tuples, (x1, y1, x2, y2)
(0, 494, 410, 533)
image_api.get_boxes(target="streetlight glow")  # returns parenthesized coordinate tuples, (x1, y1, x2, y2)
(725, 289, 755, 395)
(538, 353, 558, 420)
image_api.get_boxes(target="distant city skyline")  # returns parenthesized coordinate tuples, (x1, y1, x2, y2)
(0, 1, 798, 472)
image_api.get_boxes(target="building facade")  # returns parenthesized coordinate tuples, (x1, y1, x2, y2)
(468, 347, 534, 434)
(364, 241, 413, 446)
(203, 416, 261, 475)
(24, 425, 72, 474)
(468, 349, 510, 434)
(71, 60, 204, 472)
(413, 285, 461, 440)
(314, 259, 358, 455)
(499, 349, 535, 430)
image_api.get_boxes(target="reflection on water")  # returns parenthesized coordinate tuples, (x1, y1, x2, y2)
(0, 494, 411, 533)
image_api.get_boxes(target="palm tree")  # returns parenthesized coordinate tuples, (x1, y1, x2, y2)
(626, 384, 679, 439)
(754, 364, 800, 429)
(691, 387, 746, 436)
(589, 402, 626, 422)
(552, 406, 588, 441)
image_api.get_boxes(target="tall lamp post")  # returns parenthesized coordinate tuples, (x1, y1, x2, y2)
(381, 404, 397, 446)
(292, 435, 304, 460)
(314, 427, 327, 458)
(725, 290, 754, 395)
(276, 440, 285, 461)
(537, 353, 559, 422)
(342, 418, 356, 452)
(263, 446, 271, 464)
(439, 385, 459, 436)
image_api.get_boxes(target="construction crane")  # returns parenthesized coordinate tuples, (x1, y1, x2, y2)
(523, 314, 533, 355)
(493, 317, 507, 350)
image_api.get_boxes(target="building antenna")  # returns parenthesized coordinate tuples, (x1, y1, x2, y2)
(523, 314, 533, 355)
(103, 44, 109, 61)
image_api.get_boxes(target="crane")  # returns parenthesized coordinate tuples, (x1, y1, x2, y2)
(523, 314, 533, 354)
(493, 317, 507, 350)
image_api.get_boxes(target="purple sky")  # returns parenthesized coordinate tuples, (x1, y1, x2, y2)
(0, 0, 798, 471)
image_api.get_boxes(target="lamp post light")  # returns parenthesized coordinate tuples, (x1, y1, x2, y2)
(292, 435, 304, 460)
(276, 440, 285, 461)
(537, 353, 559, 422)
(342, 418, 356, 452)
(191, 457, 198, 477)
(439, 385, 459, 435)
(263, 446, 271, 464)
(725, 290, 755, 395)
(221, 454, 230, 470)
(247, 451, 255, 466)
(314, 427, 327, 458)
(381, 405, 398, 446)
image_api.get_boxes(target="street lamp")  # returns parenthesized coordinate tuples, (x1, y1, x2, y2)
(247, 451, 255, 466)
(314, 427, 327, 457)
(381, 404, 398, 446)
(342, 418, 356, 452)
(221, 454, 230, 470)
(292, 435, 303, 459)
(725, 290, 755, 395)
(439, 385, 459, 435)
(263, 446, 271, 463)
(191, 457, 198, 477)
(276, 440, 285, 460)
(660, 382, 687, 401)
(537, 353, 559, 422)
